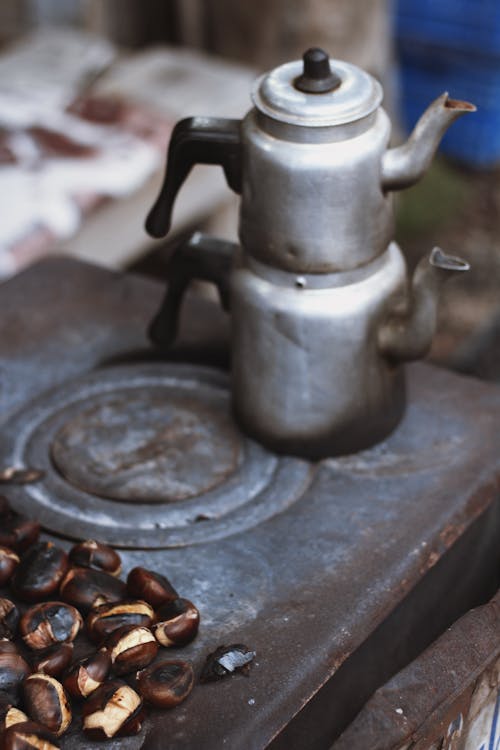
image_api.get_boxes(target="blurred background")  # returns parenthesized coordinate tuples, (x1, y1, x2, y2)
(1, 0, 499, 379)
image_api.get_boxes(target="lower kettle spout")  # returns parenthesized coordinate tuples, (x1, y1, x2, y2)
(378, 247, 470, 362)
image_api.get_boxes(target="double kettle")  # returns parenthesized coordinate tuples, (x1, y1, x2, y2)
(146, 48, 474, 459)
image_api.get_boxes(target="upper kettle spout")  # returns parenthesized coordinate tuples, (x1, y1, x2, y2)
(381, 93, 476, 191)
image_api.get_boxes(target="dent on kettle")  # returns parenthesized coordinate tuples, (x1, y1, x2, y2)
(144, 48, 475, 459)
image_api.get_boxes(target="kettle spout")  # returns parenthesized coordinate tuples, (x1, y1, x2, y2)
(378, 247, 469, 362)
(381, 93, 476, 191)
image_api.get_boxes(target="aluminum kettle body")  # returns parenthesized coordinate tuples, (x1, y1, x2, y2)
(146, 49, 472, 459)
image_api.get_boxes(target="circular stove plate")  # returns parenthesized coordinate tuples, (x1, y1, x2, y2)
(0, 364, 312, 548)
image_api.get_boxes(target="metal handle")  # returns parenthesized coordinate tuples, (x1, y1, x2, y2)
(145, 117, 242, 239)
(148, 233, 236, 351)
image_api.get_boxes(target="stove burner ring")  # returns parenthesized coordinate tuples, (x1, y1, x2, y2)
(51, 389, 241, 503)
(1, 364, 312, 548)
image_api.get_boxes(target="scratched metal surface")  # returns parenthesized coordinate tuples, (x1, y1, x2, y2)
(0, 258, 499, 749)
(333, 589, 500, 750)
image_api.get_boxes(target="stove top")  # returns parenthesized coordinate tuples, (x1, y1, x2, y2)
(1, 362, 311, 548)
(0, 258, 499, 749)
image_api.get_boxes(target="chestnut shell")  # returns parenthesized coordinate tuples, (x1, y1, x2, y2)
(126, 567, 178, 608)
(2, 719, 60, 749)
(20, 602, 82, 650)
(0, 642, 31, 699)
(11, 543, 68, 602)
(68, 540, 121, 576)
(31, 642, 74, 678)
(137, 659, 194, 708)
(63, 649, 111, 699)
(153, 598, 200, 648)
(59, 568, 126, 613)
(0, 513, 40, 553)
(23, 673, 72, 736)
(0, 547, 19, 587)
(82, 680, 145, 740)
(106, 625, 158, 676)
(86, 600, 154, 644)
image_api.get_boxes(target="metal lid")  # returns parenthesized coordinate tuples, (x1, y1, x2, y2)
(252, 50, 383, 127)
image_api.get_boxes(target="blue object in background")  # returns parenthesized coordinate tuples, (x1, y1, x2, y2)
(395, 0, 500, 168)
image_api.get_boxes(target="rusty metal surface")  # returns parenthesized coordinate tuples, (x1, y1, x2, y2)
(0, 363, 311, 547)
(332, 589, 500, 750)
(51, 384, 242, 503)
(0, 258, 499, 749)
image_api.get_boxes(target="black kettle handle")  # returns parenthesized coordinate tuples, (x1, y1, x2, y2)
(148, 233, 237, 351)
(145, 117, 243, 239)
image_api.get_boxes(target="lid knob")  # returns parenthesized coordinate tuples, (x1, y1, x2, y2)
(294, 48, 341, 94)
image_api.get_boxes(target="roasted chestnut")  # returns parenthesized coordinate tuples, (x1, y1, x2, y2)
(0, 641, 31, 699)
(30, 643, 73, 678)
(82, 680, 145, 740)
(0, 547, 19, 586)
(20, 602, 82, 650)
(0, 598, 20, 639)
(63, 648, 111, 699)
(2, 706, 29, 730)
(86, 600, 154, 643)
(126, 567, 178, 608)
(106, 625, 158, 676)
(0, 689, 13, 718)
(23, 673, 72, 736)
(2, 719, 60, 749)
(69, 540, 121, 576)
(0, 512, 40, 553)
(136, 660, 194, 708)
(152, 598, 200, 648)
(0, 690, 28, 731)
(59, 567, 126, 613)
(11, 543, 68, 602)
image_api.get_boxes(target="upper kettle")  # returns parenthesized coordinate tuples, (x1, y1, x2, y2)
(146, 47, 475, 274)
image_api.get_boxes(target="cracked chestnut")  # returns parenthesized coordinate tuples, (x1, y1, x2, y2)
(0, 690, 28, 731)
(2, 719, 60, 749)
(20, 602, 82, 650)
(86, 600, 154, 643)
(126, 567, 178, 608)
(0, 547, 19, 587)
(0, 513, 40, 553)
(69, 540, 121, 576)
(0, 598, 20, 639)
(152, 598, 200, 648)
(106, 625, 158, 676)
(1, 707, 29, 731)
(30, 643, 73, 678)
(0, 690, 13, 721)
(136, 659, 194, 708)
(11, 543, 68, 602)
(63, 648, 111, 699)
(0, 642, 31, 699)
(82, 680, 145, 740)
(59, 567, 126, 613)
(23, 673, 71, 736)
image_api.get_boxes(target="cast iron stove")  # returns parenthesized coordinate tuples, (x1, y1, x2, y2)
(0, 257, 499, 749)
